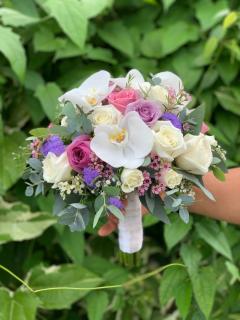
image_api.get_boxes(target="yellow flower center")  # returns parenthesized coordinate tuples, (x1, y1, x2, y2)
(86, 97, 98, 106)
(109, 128, 127, 143)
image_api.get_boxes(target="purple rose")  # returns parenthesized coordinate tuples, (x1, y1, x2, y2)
(125, 99, 162, 127)
(40, 135, 65, 156)
(161, 112, 182, 130)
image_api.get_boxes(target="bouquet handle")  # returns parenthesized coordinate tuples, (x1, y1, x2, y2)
(118, 191, 143, 254)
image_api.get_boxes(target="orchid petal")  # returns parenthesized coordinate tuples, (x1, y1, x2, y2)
(153, 71, 183, 94)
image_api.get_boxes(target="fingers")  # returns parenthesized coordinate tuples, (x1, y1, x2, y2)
(98, 214, 118, 237)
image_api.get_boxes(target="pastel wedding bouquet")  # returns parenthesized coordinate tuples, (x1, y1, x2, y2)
(23, 69, 227, 256)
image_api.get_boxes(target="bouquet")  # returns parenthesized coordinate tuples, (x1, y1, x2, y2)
(23, 69, 227, 256)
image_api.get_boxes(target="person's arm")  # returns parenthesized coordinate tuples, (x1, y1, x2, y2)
(190, 167, 240, 224)
(98, 168, 240, 236)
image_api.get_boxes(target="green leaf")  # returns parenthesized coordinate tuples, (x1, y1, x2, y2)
(86, 45, 117, 64)
(0, 25, 26, 82)
(179, 171, 215, 201)
(1, 132, 27, 191)
(0, 288, 40, 320)
(142, 192, 170, 224)
(58, 206, 89, 232)
(57, 227, 85, 264)
(107, 205, 124, 221)
(103, 186, 120, 196)
(159, 266, 188, 306)
(195, 0, 228, 31)
(86, 291, 109, 320)
(217, 58, 239, 85)
(215, 88, 240, 116)
(35, 83, 62, 121)
(0, 198, 56, 244)
(33, 27, 59, 52)
(180, 243, 202, 275)
(82, 0, 113, 18)
(225, 261, 240, 285)
(174, 280, 192, 319)
(164, 215, 193, 250)
(0, 8, 39, 27)
(29, 127, 49, 137)
(212, 165, 226, 181)
(186, 105, 205, 135)
(45, 0, 88, 50)
(93, 206, 105, 228)
(28, 264, 102, 309)
(141, 21, 199, 58)
(98, 20, 134, 57)
(196, 220, 232, 260)
(191, 266, 216, 319)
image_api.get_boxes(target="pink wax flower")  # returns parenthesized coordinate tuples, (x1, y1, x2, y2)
(67, 135, 91, 172)
(201, 122, 209, 134)
(108, 88, 139, 113)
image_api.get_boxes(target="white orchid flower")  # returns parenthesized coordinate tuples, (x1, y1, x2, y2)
(59, 70, 113, 113)
(152, 71, 183, 95)
(111, 69, 147, 90)
(90, 111, 154, 169)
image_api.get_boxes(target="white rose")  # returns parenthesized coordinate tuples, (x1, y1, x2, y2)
(148, 85, 169, 105)
(89, 105, 122, 126)
(153, 121, 186, 161)
(176, 133, 213, 175)
(205, 135, 218, 147)
(121, 169, 144, 193)
(164, 169, 183, 189)
(43, 152, 72, 183)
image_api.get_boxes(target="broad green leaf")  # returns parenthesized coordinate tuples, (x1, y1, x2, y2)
(98, 20, 134, 57)
(24, 70, 44, 91)
(164, 215, 193, 250)
(0, 288, 40, 320)
(172, 47, 203, 90)
(212, 166, 226, 181)
(0, 131, 27, 191)
(143, 214, 159, 227)
(44, 0, 88, 49)
(86, 45, 117, 64)
(217, 58, 239, 85)
(194, 0, 228, 31)
(223, 11, 238, 29)
(196, 220, 232, 260)
(33, 27, 60, 52)
(28, 264, 102, 309)
(215, 88, 240, 116)
(57, 227, 85, 264)
(0, 26, 26, 82)
(0, 8, 39, 27)
(191, 266, 216, 319)
(11, 0, 39, 18)
(82, 0, 113, 18)
(159, 266, 188, 306)
(162, 0, 176, 11)
(35, 83, 62, 121)
(141, 21, 199, 58)
(0, 198, 56, 244)
(180, 243, 202, 275)
(174, 280, 192, 319)
(86, 291, 109, 320)
(225, 261, 240, 285)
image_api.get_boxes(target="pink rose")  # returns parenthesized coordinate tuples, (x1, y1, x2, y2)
(67, 135, 91, 172)
(108, 88, 139, 113)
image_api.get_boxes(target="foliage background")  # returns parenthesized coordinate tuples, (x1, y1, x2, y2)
(0, 0, 240, 319)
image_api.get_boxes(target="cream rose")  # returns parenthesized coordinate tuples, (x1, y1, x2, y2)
(164, 169, 183, 189)
(43, 152, 72, 183)
(148, 85, 169, 105)
(176, 133, 213, 175)
(121, 169, 144, 193)
(153, 121, 186, 161)
(89, 105, 122, 126)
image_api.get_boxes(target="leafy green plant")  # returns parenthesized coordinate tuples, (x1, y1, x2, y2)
(1, 0, 240, 319)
